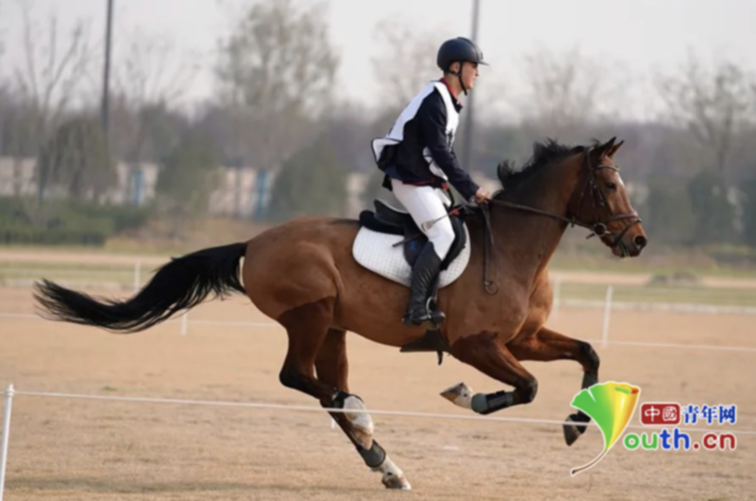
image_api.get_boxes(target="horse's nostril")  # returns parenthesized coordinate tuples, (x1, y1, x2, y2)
(633, 235, 647, 249)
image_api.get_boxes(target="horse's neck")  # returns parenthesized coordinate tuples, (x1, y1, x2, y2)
(490, 166, 579, 287)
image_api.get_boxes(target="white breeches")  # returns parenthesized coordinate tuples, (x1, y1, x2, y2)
(391, 179, 455, 260)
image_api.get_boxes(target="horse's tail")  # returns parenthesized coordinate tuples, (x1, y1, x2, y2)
(33, 242, 248, 333)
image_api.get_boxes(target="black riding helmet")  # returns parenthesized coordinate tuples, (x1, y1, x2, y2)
(436, 37, 487, 95)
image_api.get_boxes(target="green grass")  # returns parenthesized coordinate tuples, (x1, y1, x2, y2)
(0, 262, 153, 287)
(550, 258, 756, 280)
(3, 266, 755, 308)
(559, 283, 756, 307)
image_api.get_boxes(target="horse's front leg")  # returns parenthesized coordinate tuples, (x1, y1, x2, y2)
(506, 327, 600, 446)
(444, 331, 538, 415)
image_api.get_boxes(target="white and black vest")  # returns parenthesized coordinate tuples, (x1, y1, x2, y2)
(371, 81, 460, 182)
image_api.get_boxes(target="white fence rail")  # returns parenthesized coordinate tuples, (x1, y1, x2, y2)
(3, 264, 756, 352)
(4, 264, 756, 314)
(1, 384, 755, 500)
(2, 311, 756, 354)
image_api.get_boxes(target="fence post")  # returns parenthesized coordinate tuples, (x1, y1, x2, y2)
(601, 285, 614, 348)
(1, 384, 15, 501)
(552, 276, 561, 320)
(133, 260, 142, 293)
(180, 312, 189, 336)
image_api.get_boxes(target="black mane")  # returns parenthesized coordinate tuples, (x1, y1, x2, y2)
(496, 139, 587, 191)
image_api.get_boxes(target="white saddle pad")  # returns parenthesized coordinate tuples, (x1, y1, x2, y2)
(352, 224, 471, 288)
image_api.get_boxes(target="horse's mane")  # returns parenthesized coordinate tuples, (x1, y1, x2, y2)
(496, 139, 591, 192)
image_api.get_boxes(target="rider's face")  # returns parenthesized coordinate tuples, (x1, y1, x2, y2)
(461, 62, 480, 90)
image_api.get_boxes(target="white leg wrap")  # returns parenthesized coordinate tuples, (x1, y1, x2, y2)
(440, 382, 474, 409)
(343, 396, 374, 448)
(374, 455, 411, 490)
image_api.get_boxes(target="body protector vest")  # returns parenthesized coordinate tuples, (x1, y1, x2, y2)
(371, 81, 460, 182)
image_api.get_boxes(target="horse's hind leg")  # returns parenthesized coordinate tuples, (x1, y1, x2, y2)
(276, 298, 341, 401)
(448, 331, 539, 415)
(507, 327, 600, 446)
(277, 300, 409, 490)
(314, 328, 411, 490)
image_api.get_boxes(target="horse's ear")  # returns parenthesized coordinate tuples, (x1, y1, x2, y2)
(596, 137, 616, 158)
(607, 139, 625, 158)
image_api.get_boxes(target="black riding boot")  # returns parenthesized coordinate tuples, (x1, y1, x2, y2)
(403, 242, 445, 326)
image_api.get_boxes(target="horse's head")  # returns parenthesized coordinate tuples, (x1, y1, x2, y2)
(568, 137, 647, 258)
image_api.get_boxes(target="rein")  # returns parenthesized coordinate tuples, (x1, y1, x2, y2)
(477, 149, 642, 294)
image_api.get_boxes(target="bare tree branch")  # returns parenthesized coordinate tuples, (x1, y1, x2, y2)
(11, 0, 94, 128)
(215, 0, 339, 171)
(18, 0, 40, 105)
(517, 46, 622, 137)
(656, 53, 755, 178)
(114, 31, 199, 107)
(370, 18, 443, 108)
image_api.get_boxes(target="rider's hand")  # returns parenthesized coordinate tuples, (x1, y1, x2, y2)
(474, 187, 492, 204)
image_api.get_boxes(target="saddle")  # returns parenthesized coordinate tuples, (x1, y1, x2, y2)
(357, 199, 468, 364)
(358, 199, 468, 270)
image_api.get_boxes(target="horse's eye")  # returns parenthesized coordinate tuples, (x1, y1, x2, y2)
(606, 182, 617, 191)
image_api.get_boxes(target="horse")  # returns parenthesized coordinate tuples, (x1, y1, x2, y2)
(33, 136, 647, 490)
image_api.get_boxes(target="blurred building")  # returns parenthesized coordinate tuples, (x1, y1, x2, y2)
(0, 156, 396, 219)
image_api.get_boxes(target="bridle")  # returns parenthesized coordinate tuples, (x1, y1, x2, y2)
(489, 147, 641, 246)
(477, 147, 641, 294)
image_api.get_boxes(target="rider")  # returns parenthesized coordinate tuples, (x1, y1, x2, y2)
(371, 37, 492, 327)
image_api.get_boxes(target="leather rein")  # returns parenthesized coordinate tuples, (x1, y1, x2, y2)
(477, 148, 642, 294)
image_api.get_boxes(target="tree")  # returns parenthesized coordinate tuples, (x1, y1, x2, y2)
(742, 178, 756, 247)
(687, 170, 736, 244)
(517, 46, 624, 139)
(9, 0, 94, 147)
(267, 134, 347, 223)
(325, 103, 378, 174)
(644, 176, 696, 246)
(370, 18, 443, 109)
(2, 0, 95, 209)
(656, 54, 755, 181)
(111, 31, 197, 205)
(155, 131, 219, 239)
(36, 116, 116, 202)
(114, 31, 198, 108)
(215, 0, 339, 220)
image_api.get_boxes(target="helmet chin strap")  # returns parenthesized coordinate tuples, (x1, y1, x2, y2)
(451, 62, 468, 96)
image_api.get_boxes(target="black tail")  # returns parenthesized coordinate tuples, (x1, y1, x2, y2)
(33, 242, 247, 333)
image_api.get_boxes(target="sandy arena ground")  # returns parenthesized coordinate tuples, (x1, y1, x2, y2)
(1, 284, 755, 501)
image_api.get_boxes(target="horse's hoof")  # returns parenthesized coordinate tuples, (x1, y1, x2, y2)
(375, 456, 411, 490)
(381, 471, 412, 490)
(381, 473, 412, 491)
(440, 382, 474, 409)
(563, 415, 586, 446)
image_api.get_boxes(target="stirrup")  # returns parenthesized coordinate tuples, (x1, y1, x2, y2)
(402, 303, 446, 327)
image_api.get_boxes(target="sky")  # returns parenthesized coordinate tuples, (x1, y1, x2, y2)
(1, 0, 755, 122)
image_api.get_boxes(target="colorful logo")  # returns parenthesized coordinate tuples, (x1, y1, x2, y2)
(568, 384, 738, 476)
(569, 381, 641, 476)
(624, 402, 737, 452)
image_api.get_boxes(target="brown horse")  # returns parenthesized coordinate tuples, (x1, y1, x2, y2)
(34, 137, 647, 490)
